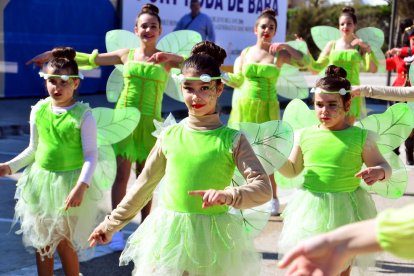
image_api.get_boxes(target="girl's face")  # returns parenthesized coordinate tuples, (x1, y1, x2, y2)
(182, 71, 224, 116)
(255, 17, 276, 43)
(409, 36, 414, 49)
(339, 15, 355, 36)
(45, 68, 79, 107)
(135, 14, 161, 43)
(314, 93, 350, 130)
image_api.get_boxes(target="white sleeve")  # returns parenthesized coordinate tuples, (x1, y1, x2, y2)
(6, 108, 38, 173)
(77, 111, 98, 185)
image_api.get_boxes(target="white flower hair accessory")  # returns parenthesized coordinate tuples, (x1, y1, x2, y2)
(172, 73, 223, 84)
(39, 71, 84, 80)
(310, 87, 349, 95)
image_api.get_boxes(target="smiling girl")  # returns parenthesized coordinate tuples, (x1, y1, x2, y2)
(277, 65, 391, 276)
(88, 41, 272, 276)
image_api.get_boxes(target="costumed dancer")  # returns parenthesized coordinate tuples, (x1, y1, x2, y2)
(384, 27, 414, 165)
(27, 3, 186, 250)
(306, 6, 379, 125)
(0, 47, 100, 276)
(278, 65, 391, 276)
(88, 41, 272, 276)
(278, 203, 414, 275)
(224, 8, 304, 216)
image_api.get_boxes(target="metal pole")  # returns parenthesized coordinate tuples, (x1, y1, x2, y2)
(386, 0, 397, 86)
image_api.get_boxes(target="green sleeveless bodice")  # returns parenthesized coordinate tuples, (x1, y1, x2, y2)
(115, 49, 168, 117)
(161, 123, 238, 214)
(35, 98, 90, 171)
(300, 126, 367, 193)
(329, 42, 363, 85)
(242, 63, 280, 100)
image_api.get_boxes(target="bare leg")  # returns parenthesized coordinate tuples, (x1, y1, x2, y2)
(269, 173, 280, 216)
(112, 156, 132, 209)
(269, 173, 277, 199)
(56, 239, 79, 276)
(36, 251, 54, 276)
(136, 161, 152, 222)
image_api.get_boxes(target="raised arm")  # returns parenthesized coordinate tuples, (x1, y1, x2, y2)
(278, 131, 304, 178)
(353, 85, 414, 102)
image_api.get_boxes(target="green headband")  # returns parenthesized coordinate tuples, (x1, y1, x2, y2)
(39, 71, 84, 80)
(310, 87, 349, 95)
(172, 73, 225, 83)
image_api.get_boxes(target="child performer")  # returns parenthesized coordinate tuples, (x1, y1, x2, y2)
(0, 47, 100, 276)
(27, 3, 185, 250)
(278, 65, 391, 276)
(225, 8, 304, 216)
(306, 7, 378, 125)
(88, 41, 272, 275)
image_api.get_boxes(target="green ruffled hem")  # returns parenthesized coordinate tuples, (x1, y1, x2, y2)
(113, 115, 159, 163)
(228, 97, 280, 124)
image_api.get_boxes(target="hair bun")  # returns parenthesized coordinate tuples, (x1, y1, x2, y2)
(325, 65, 347, 79)
(51, 47, 76, 60)
(191, 41, 227, 66)
(342, 6, 355, 15)
(261, 8, 276, 18)
(141, 3, 159, 15)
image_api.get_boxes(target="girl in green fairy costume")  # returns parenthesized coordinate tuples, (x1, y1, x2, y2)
(28, 3, 186, 250)
(306, 6, 378, 125)
(278, 65, 391, 276)
(88, 41, 272, 276)
(0, 47, 101, 276)
(224, 8, 304, 216)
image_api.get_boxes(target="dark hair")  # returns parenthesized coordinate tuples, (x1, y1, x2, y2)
(315, 65, 351, 104)
(256, 8, 277, 29)
(340, 6, 357, 24)
(47, 47, 78, 75)
(182, 41, 227, 84)
(402, 26, 414, 47)
(136, 3, 161, 27)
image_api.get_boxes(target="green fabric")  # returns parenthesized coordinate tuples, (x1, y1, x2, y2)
(300, 126, 367, 193)
(377, 204, 414, 259)
(35, 98, 90, 171)
(75, 49, 99, 70)
(228, 63, 281, 124)
(113, 49, 169, 162)
(161, 123, 238, 214)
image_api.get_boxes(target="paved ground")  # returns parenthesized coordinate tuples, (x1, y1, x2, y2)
(1, 72, 413, 275)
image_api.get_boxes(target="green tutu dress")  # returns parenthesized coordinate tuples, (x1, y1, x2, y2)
(279, 126, 377, 267)
(228, 62, 280, 124)
(13, 98, 102, 258)
(119, 123, 261, 275)
(113, 49, 169, 163)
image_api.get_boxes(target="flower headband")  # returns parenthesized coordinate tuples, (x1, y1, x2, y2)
(310, 87, 349, 95)
(172, 73, 229, 84)
(39, 71, 84, 80)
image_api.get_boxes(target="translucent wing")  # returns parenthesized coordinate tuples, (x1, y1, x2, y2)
(157, 30, 202, 56)
(227, 120, 293, 236)
(158, 31, 202, 103)
(311, 26, 340, 51)
(152, 113, 178, 138)
(93, 145, 116, 190)
(356, 27, 384, 50)
(286, 40, 308, 55)
(276, 64, 309, 99)
(371, 46, 386, 73)
(92, 107, 141, 146)
(359, 151, 407, 198)
(164, 67, 184, 102)
(106, 68, 124, 103)
(282, 99, 319, 130)
(228, 121, 294, 174)
(355, 103, 414, 154)
(105, 29, 140, 71)
(228, 170, 272, 237)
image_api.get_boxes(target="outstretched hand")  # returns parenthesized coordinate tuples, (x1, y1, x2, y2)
(278, 235, 350, 276)
(188, 189, 227, 208)
(147, 52, 174, 64)
(88, 226, 111, 247)
(26, 50, 53, 68)
(355, 167, 385, 185)
(0, 164, 11, 177)
(350, 86, 361, 97)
